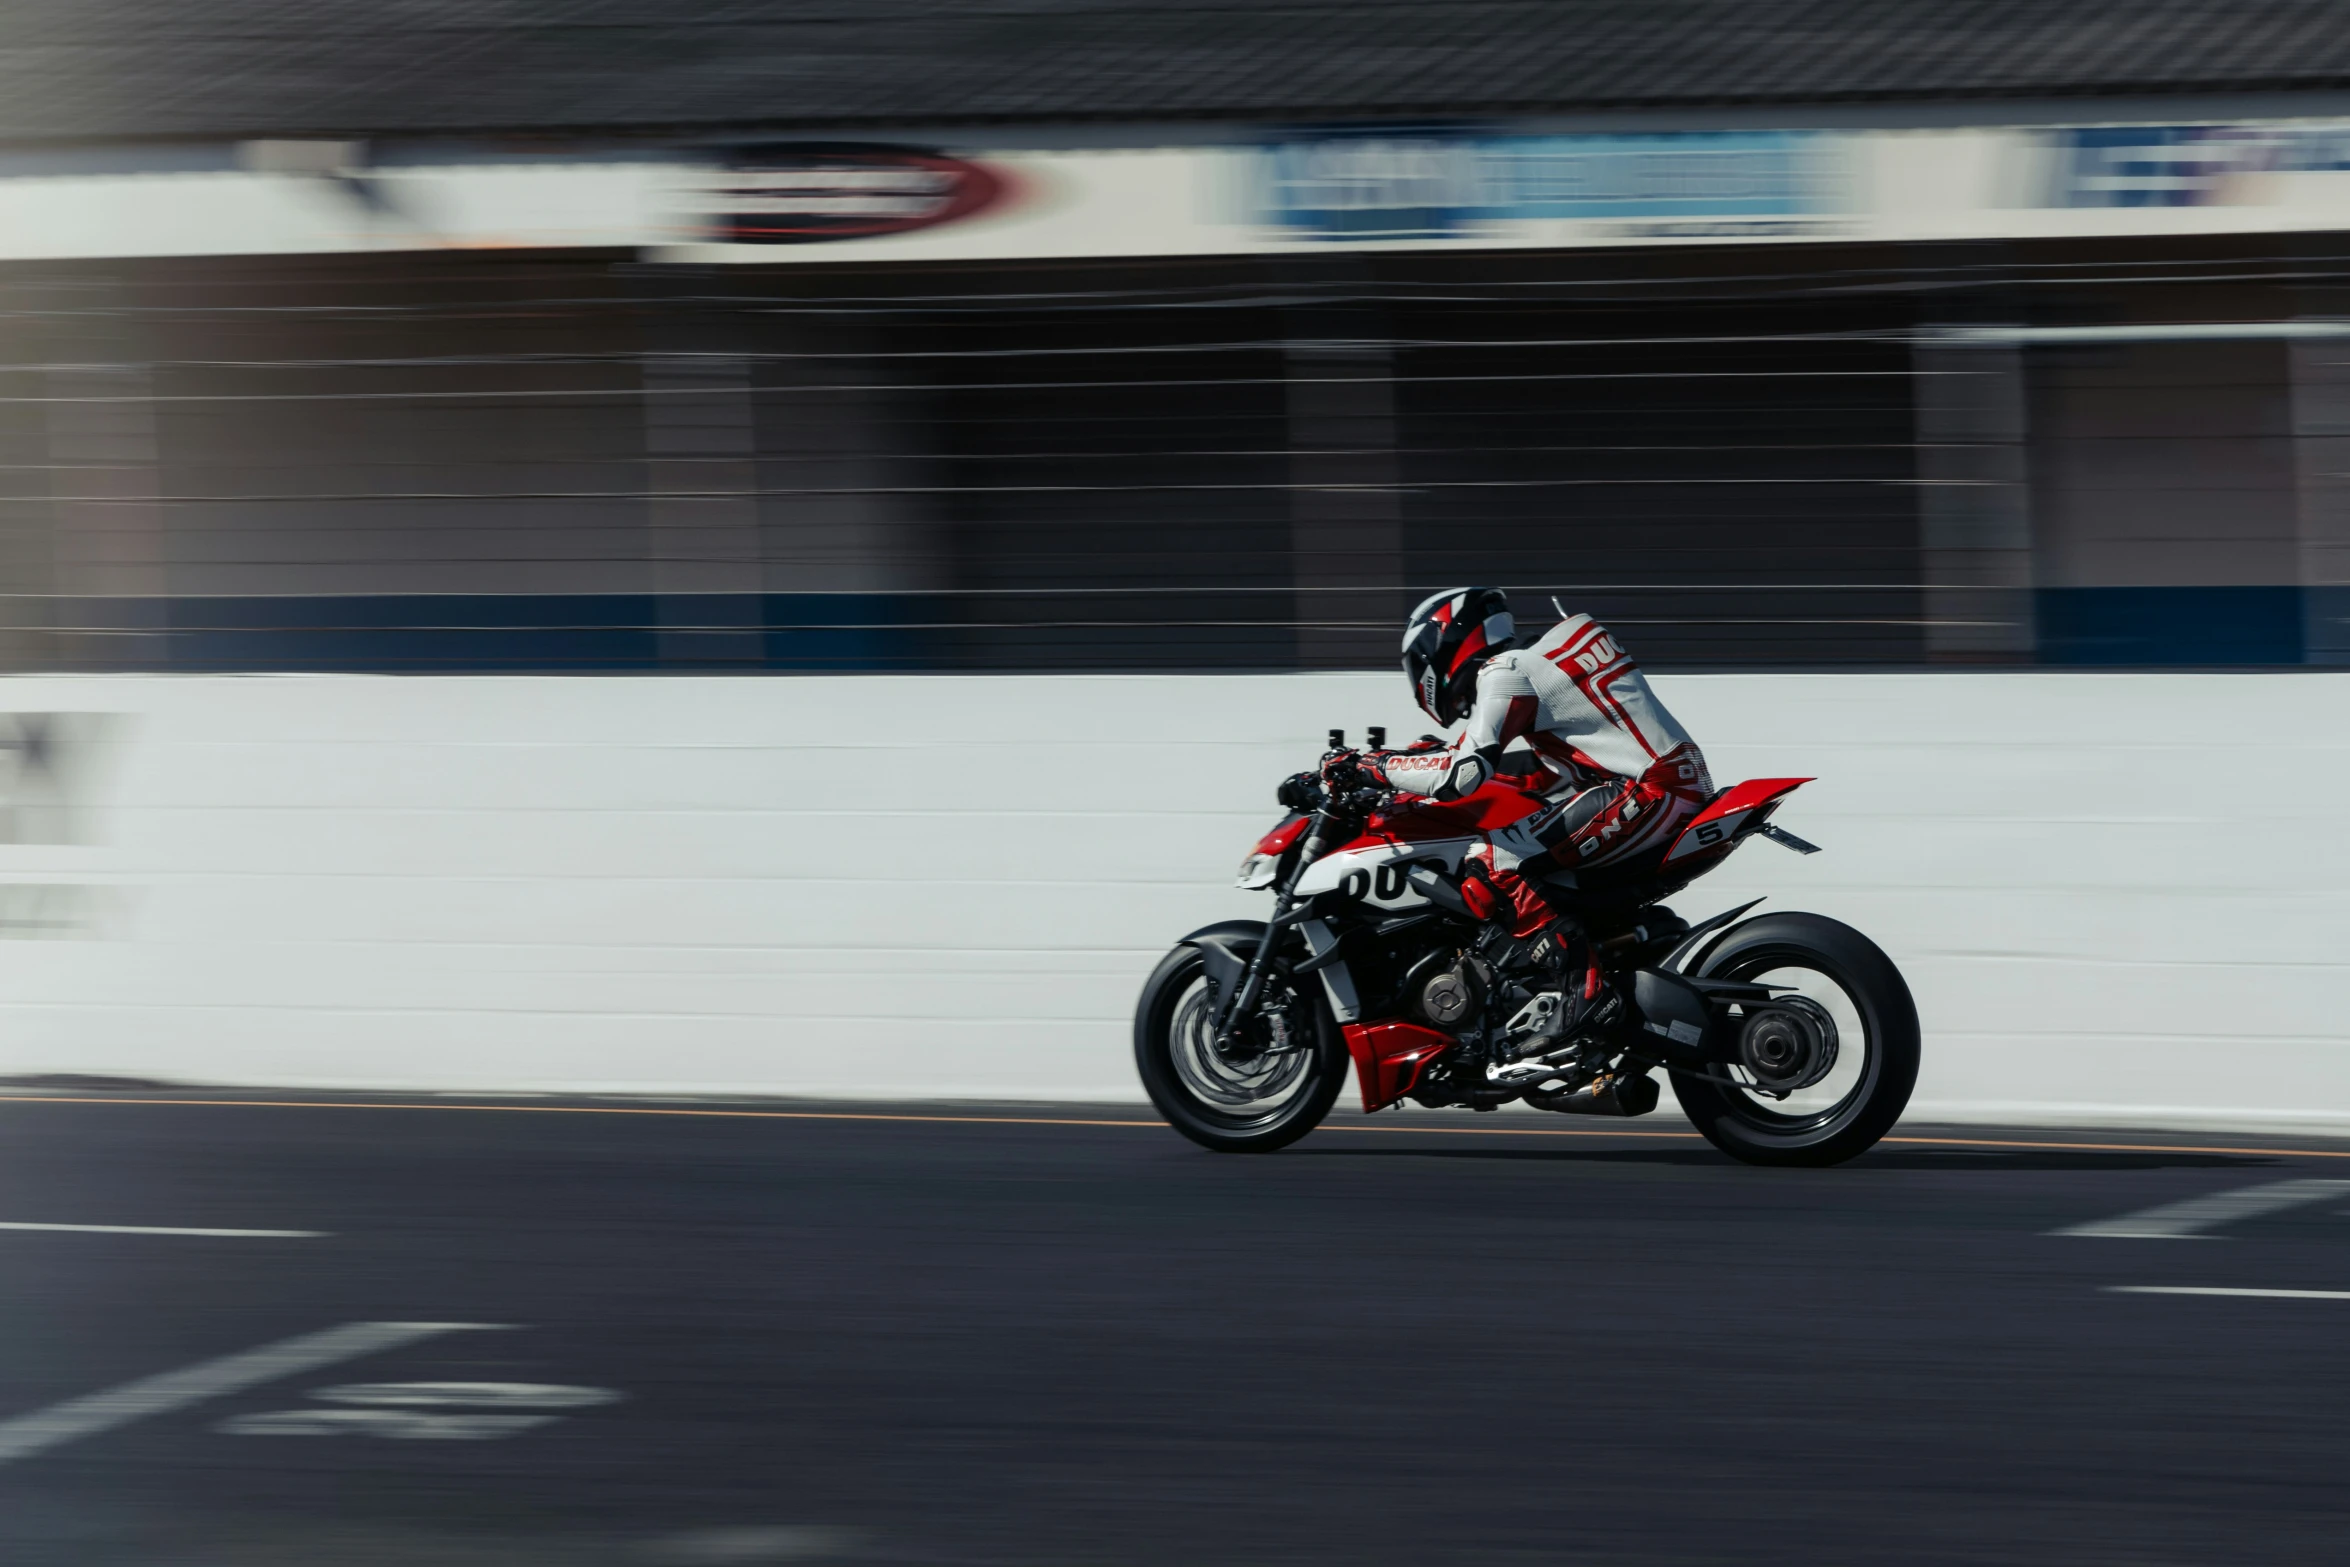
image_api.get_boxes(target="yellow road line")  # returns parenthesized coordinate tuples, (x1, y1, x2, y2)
(1881, 1133, 2350, 1159)
(0, 1093, 2343, 1160)
(0, 1096, 1165, 1129)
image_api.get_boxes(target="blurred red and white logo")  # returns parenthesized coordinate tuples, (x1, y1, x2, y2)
(713, 146, 1009, 242)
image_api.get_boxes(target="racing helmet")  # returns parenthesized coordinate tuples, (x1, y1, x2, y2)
(1401, 587, 1513, 725)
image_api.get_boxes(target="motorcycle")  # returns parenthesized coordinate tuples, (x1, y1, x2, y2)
(1133, 728, 1919, 1166)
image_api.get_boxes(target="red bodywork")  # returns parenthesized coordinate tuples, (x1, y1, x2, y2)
(1369, 787, 1549, 841)
(1250, 815, 1311, 858)
(1658, 777, 1811, 866)
(1340, 1021, 1455, 1111)
(1311, 775, 1813, 1111)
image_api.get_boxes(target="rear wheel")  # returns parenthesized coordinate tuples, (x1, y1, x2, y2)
(1668, 913, 1919, 1168)
(1133, 943, 1346, 1152)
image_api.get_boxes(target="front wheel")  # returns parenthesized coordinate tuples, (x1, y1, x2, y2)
(1134, 942, 1346, 1152)
(1668, 913, 1919, 1168)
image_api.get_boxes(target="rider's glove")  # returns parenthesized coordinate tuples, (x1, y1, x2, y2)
(1276, 771, 1321, 811)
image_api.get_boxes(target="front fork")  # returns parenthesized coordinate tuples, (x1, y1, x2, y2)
(1213, 801, 1348, 1049)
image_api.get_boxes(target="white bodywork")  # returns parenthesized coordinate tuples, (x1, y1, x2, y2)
(1289, 836, 1478, 909)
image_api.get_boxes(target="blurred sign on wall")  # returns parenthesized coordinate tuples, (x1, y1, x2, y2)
(715, 146, 1011, 242)
(20, 117, 2350, 265)
(1254, 130, 1839, 240)
(2047, 124, 2350, 208)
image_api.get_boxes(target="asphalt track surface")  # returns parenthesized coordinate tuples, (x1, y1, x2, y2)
(4, 1094, 2350, 1566)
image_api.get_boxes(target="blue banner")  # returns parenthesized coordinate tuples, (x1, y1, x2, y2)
(1257, 131, 1832, 239)
(2048, 124, 2350, 208)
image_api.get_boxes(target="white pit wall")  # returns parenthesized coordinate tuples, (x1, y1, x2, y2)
(0, 671, 2339, 1133)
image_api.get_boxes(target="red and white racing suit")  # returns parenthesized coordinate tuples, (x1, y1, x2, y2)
(1372, 614, 1713, 937)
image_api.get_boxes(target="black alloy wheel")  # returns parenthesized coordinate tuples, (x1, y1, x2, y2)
(1668, 912, 1920, 1167)
(1133, 943, 1347, 1152)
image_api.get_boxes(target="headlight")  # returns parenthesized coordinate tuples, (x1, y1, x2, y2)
(1235, 853, 1278, 889)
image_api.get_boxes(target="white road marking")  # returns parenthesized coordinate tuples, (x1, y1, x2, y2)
(314, 1381, 620, 1410)
(0, 1320, 507, 1467)
(219, 1377, 616, 1440)
(2054, 1179, 2350, 1239)
(2107, 1286, 2350, 1300)
(650, 1526, 868, 1564)
(0, 1221, 324, 1238)
(218, 1408, 556, 1440)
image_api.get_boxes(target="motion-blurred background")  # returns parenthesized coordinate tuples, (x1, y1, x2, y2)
(0, 0, 2344, 1124)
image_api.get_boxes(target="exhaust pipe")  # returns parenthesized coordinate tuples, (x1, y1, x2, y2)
(1527, 1071, 1660, 1118)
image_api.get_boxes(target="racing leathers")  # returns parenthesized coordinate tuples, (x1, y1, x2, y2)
(1369, 614, 1713, 938)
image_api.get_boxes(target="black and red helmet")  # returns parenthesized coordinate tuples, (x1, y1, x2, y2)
(1401, 587, 1513, 725)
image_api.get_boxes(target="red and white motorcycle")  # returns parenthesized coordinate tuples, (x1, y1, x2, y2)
(1134, 730, 1918, 1166)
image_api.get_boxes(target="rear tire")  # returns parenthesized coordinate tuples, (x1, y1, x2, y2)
(1134, 943, 1346, 1153)
(1668, 913, 1919, 1168)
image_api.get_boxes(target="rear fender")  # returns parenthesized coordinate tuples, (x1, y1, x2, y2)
(1659, 897, 1765, 974)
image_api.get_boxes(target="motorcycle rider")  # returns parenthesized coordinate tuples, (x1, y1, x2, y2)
(1353, 588, 1714, 1027)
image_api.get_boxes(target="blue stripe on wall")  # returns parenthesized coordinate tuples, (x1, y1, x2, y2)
(12, 589, 2332, 671)
(2304, 585, 2350, 666)
(2034, 586, 2305, 666)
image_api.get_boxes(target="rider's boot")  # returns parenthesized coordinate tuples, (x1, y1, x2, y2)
(1459, 843, 1558, 938)
(1501, 938, 1607, 1060)
(1461, 854, 1606, 1059)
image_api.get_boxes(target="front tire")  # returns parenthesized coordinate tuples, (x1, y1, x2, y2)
(1668, 913, 1919, 1168)
(1134, 943, 1346, 1153)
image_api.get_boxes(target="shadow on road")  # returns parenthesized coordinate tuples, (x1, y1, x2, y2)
(1291, 1144, 1730, 1166)
(1860, 1147, 2279, 1172)
(1290, 1143, 2280, 1172)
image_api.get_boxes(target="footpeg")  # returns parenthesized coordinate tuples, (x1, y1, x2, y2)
(1499, 987, 1621, 1064)
(1501, 991, 1568, 1055)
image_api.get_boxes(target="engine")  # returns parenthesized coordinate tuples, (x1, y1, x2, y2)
(1389, 933, 1632, 1113)
(1406, 951, 1488, 1030)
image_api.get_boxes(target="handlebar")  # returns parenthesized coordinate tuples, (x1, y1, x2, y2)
(1277, 747, 1393, 817)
